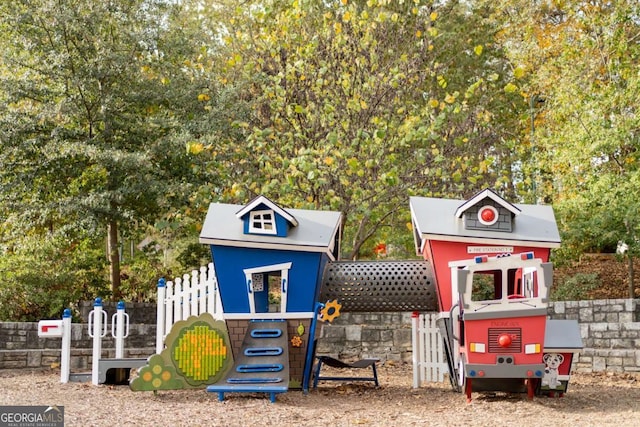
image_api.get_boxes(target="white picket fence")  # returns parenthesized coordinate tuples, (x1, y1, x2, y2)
(155, 262, 223, 353)
(412, 312, 448, 386)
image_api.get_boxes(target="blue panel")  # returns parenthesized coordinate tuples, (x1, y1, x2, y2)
(209, 246, 325, 313)
(273, 214, 288, 237)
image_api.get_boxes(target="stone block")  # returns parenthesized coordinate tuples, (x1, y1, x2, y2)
(592, 356, 606, 371)
(578, 307, 593, 322)
(607, 323, 621, 331)
(347, 313, 364, 324)
(593, 312, 607, 322)
(624, 299, 636, 312)
(552, 301, 565, 315)
(322, 326, 346, 340)
(345, 325, 362, 341)
(361, 328, 381, 342)
(607, 356, 623, 366)
(619, 313, 633, 323)
(27, 351, 42, 368)
(623, 322, 640, 331)
(379, 329, 394, 342)
(605, 312, 619, 322)
(593, 338, 610, 348)
(394, 329, 412, 347)
(565, 301, 579, 309)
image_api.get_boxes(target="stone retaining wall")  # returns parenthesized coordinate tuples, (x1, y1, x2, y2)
(0, 321, 155, 371)
(314, 312, 415, 362)
(2, 299, 639, 374)
(548, 299, 640, 373)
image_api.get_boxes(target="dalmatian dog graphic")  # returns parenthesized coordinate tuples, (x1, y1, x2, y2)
(542, 353, 564, 389)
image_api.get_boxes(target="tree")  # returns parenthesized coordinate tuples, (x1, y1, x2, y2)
(0, 0, 203, 298)
(197, 0, 526, 258)
(488, 0, 640, 296)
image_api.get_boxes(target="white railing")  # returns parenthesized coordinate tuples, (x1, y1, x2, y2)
(156, 262, 223, 353)
(412, 312, 448, 386)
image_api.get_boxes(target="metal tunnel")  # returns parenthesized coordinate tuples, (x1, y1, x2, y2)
(320, 260, 438, 312)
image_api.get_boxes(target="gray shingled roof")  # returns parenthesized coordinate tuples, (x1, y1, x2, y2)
(199, 202, 342, 257)
(410, 196, 561, 250)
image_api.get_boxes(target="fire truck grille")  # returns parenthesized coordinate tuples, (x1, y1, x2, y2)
(488, 328, 522, 353)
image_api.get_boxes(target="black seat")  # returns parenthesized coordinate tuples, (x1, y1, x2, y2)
(312, 356, 380, 389)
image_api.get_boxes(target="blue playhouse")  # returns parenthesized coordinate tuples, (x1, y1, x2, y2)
(198, 195, 343, 399)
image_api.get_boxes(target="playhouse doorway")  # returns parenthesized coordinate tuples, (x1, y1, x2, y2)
(243, 262, 292, 315)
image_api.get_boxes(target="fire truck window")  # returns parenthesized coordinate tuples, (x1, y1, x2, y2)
(507, 268, 521, 297)
(507, 267, 536, 298)
(471, 271, 500, 301)
(523, 267, 537, 297)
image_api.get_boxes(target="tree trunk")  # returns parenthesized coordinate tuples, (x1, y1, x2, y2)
(108, 220, 121, 299)
(628, 253, 635, 299)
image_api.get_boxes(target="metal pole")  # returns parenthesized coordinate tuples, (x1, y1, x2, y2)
(60, 309, 72, 384)
(89, 297, 107, 385)
(156, 278, 166, 353)
(112, 301, 128, 359)
(411, 312, 420, 388)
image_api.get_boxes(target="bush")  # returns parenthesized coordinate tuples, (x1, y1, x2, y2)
(551, 272, 600, 301)
(0, 236, 109, 321)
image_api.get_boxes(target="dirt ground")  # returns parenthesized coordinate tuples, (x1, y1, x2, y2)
(1, 362, 639, 427)
(554, 253, 640, 299)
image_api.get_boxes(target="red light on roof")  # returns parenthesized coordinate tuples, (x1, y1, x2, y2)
(477, 205, 499, 226)
(481, 208, 495, 223)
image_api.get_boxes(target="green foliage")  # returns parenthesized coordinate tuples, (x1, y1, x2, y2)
(2, 0, 639, 319)
(174, 242, 212, 272)
(204, 0, 523, 258)
(0, 0, 216, 298)
(0, 236, 109, 321)
(551, 273, 600, 302)
(119, 253, 166, 304)
(471, 273, 497, 301)
(487, 0, 640, 293)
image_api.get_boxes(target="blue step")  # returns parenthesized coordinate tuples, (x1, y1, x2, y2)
(244, 347, 283, 357)
(226, 377, 283, 384)
(251, 329, 283, 338)
(236, 364, 284, 373)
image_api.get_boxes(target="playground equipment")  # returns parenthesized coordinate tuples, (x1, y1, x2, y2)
(130, 313, 233, 392)
(38, 298, 146, 384)
(312, 356, 380, 389)
(36, 189, 575, 403)
(206, 319, 290, 403)
(88, 298, 147, 385)
(139, 190, 577, 402)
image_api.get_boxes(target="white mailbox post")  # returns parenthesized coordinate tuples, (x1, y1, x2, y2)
(38, 309, 72, 383)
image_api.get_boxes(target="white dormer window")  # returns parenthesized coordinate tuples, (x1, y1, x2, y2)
(249, 209, 277, 235)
